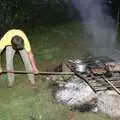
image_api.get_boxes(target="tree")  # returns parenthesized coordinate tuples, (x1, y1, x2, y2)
(0, 0, 78, 33)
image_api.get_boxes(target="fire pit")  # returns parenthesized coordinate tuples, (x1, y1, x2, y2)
(51, 56, 120, 118)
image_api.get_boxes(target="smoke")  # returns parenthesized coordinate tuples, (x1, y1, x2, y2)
(72, 0, 116, 56)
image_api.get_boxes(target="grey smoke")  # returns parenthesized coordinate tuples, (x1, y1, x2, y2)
(72, 0, 116, 56)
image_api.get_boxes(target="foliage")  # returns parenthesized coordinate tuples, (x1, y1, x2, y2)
(0, 0, 118, 33)
(0, 0, 78, 33)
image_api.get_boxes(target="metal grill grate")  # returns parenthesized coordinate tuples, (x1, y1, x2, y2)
(66, 62, 120, 95)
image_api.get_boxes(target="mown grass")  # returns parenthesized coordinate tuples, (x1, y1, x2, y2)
(0, 21, 118, 120)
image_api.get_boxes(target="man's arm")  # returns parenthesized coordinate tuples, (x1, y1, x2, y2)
(27, 51, 39, 74)
(21, 31, 39, 74)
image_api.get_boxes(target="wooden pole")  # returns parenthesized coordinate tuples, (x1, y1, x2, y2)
(102, 75, 120, 95)
(1, 71, 74, 75)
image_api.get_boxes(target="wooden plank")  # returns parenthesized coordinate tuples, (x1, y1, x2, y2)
(2, 71, 74, 75)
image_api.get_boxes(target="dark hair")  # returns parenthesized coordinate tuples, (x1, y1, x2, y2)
(11, 36, 24, 51)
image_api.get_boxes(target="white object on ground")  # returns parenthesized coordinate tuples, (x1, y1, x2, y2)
(55, 76, 96, 108)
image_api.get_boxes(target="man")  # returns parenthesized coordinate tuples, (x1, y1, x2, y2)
(0, 29, 39, 87)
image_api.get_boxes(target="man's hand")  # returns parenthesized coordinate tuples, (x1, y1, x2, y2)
(28, 51, 39, 75)
(32, 68, 39, 75)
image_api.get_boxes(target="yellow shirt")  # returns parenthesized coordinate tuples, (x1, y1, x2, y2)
(0, 29, 31, 52)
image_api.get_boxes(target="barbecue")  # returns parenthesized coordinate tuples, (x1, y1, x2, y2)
(65, 56, 120, 94)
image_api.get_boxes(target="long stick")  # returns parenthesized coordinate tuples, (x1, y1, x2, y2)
(75, 72, 96, 93)
(102, 75, 120, 95)
(1, 71, 74, 75)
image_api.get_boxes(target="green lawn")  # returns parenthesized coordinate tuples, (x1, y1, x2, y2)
(0, 21, 118, 120)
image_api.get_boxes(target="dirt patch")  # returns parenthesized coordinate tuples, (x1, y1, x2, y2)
(39, 60, 63, 71)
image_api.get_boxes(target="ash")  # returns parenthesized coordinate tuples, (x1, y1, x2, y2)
(55, 76, 97, 112)
(53, 76, 120, 117)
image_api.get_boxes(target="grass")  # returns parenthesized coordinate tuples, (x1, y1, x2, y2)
(0, 21, 118, 120)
